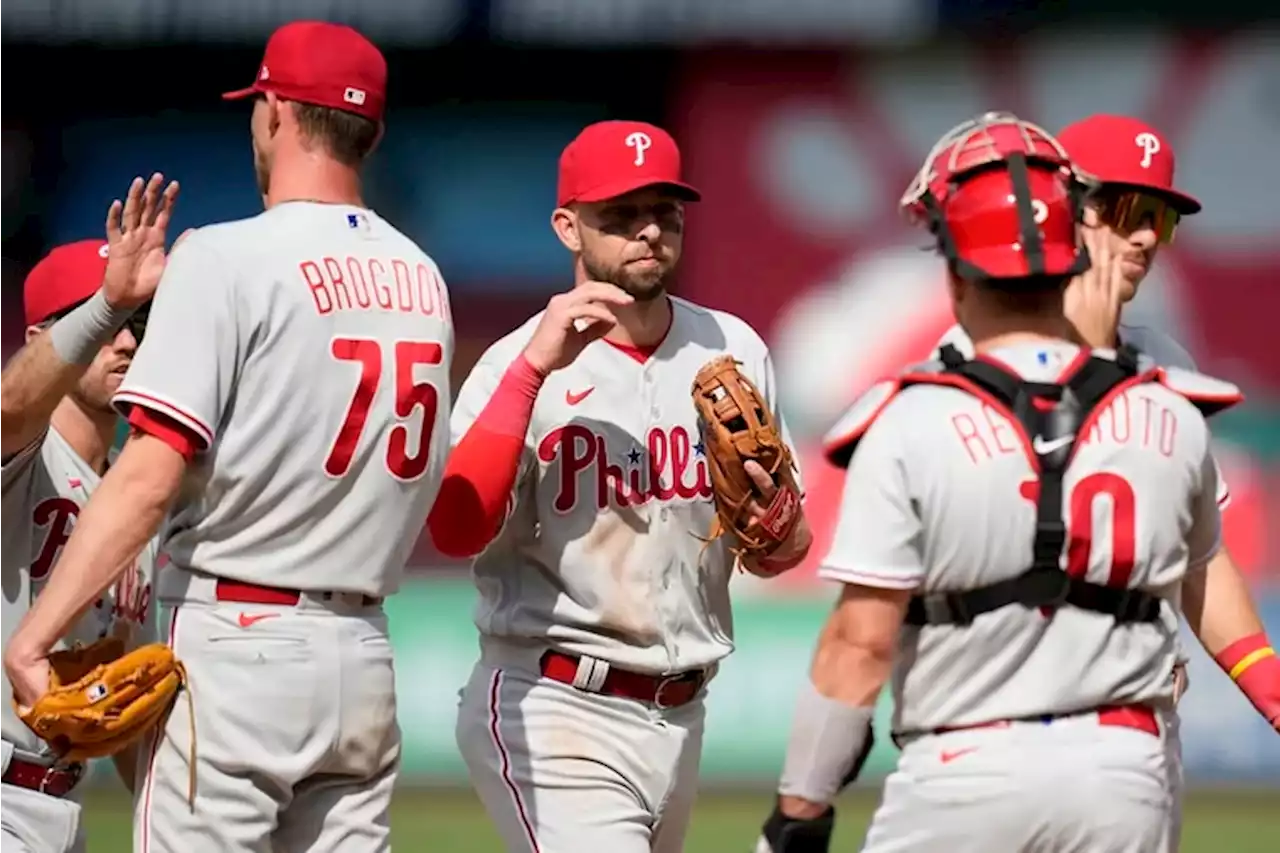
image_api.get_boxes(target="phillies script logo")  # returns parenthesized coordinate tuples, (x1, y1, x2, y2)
(30, 498, 152, 626)
(31, 497, 79, 580)
(109, 560, 152, 626)
(538, 424, 712, 512)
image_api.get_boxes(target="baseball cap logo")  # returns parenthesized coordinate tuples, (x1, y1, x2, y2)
(97, 243, 109, 258)
(1135, 131, 1161, 168)
(1031, 199, 1049, 224)
(625, 131, 653, 166)
(344, 87, 367, 106)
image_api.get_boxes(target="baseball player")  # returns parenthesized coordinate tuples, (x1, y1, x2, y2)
(426, 120, 812, 853)
(2, 175, 176, 853)
(756, 113, 1280, 853)
(4, 21, 454, 853)
(752, 112, 1279, 853)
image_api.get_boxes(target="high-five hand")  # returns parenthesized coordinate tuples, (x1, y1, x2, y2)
(522, 281, 634, 374)
(103, 173, 181, 311)
(1064, 225, 1125, 349)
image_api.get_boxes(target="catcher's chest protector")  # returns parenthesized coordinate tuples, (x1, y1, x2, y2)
(823, 344, 1241, 627)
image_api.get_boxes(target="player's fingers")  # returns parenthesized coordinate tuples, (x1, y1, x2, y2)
(153, 182, 180, 235)
(744, 460, 778, 499)
(121, 176, 145, 232)
(576, 281, 635, 306)
(140, 173, 164, 226)
(571, 303, 621, 327)
(105, 199, 124, 243)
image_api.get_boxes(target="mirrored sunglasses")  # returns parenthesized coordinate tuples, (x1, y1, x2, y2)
(1092, 189, 1180, 244)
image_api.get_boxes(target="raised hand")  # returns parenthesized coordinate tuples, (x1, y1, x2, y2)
(522, 281, 634, 374)
(1064, 224, 1125, 349)
(102, 173, 181, 310)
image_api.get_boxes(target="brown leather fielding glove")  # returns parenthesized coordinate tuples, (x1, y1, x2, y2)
(692, 354, 802, 560)
(17, 637, 185, 762)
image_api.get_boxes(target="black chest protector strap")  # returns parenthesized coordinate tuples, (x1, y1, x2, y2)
(904, 344, 1164, 627)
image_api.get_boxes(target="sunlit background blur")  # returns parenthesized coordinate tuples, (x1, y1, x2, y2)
(4, 1, 1278, 849)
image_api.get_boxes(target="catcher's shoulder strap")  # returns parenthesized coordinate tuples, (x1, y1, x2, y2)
(902, 343, 1245, 627)
(822, 357, 950, 469)
(824, 342, 1242, 628)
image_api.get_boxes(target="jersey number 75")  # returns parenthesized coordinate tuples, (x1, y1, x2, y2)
(324, 337, 443, 482)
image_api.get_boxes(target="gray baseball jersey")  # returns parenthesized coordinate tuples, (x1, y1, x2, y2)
(1, 428, 158, 757)
(114, 204, 454, 598)
(935, 322, 1231, 508)
(452, 295, 801, 674)
(820, 340, 1227, 734)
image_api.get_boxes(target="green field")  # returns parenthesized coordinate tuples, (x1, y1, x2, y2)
(81, 786, 1279, 851)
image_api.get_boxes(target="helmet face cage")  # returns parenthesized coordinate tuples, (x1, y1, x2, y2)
(901, 111, 1092, 281)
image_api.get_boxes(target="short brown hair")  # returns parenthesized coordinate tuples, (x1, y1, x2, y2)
(292, 102, 380, 166)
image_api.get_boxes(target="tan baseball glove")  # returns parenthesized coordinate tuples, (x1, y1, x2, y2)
(17, 637, 185, 762)
(691, 355, 802, 561)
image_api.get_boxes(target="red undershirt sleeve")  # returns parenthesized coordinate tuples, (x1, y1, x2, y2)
(126, 405, 200, 463)
(428, 354, 545, 558)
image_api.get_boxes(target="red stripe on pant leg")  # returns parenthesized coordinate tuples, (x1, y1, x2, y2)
(139, 605, 181, 853)
(487, 670, 542, 853)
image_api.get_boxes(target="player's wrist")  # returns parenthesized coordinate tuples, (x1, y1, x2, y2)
(516, 347, 554, 378)
(1214, 632, 1276, 680)
(48, 289, 134, 365)
(1214, 632, 1280, 726)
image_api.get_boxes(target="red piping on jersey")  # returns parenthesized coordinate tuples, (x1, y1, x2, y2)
(127, 406, 199, 463)
(428, 354, 545, 559)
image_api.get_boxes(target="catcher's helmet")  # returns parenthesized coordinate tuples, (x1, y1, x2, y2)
(901, 111, 1091, 283)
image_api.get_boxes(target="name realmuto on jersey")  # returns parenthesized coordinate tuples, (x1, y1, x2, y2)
(300, 256, 449, 318)
(539, 423, 713, 512)
(951, 392, 1183, 465)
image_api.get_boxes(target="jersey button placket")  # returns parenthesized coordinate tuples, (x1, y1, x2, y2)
(640, 363, 677, 670)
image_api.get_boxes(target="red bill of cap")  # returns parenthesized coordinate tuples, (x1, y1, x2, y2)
(222, 20, 387, 122)
(557, 120, 701, 207)
(1057, 114, 1200, 214)
(23, 240, 111, 327)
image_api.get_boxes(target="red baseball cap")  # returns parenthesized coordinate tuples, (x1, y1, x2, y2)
(557, 120, 701, 207)
(222, 21, 387, 123)
(1057, 114, 1201, 214)
(23, 240, 110, 327)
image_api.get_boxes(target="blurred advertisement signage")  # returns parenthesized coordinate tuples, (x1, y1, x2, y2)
(1, 0, 464, 44)
(489, 0, 933, 45)
(670, 30, 1280, 588)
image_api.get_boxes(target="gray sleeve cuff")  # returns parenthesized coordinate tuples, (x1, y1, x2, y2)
(778, 680, 875, 804)
(48, 289, 133, 365)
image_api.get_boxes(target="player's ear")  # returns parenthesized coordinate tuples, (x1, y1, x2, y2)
(550, 207, 582, 253)
(26, 324, 43, 344)
(946, 268, 968, 318)
(263, 92, 284, 138)
(368, 122, 386, 158)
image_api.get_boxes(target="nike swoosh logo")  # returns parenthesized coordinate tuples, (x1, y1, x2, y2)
(1032, 434, 1073, 455)
(565, 388, 594, 406)
(237, 612, 280, 628)
(939, 747, 979, 764)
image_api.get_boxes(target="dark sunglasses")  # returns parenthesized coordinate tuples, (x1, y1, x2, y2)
(1089, 189, 1180, 244)
(45, 299, 150, 342)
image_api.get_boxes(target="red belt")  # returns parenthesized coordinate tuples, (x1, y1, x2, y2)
(2, 757, 83, 798)
(215, 579, 382, 608)
(934, 705, 1159, 738)
(540, 651, 707, 709)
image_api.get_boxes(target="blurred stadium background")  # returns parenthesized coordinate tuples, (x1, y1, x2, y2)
(4, 1, 1278, 849)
